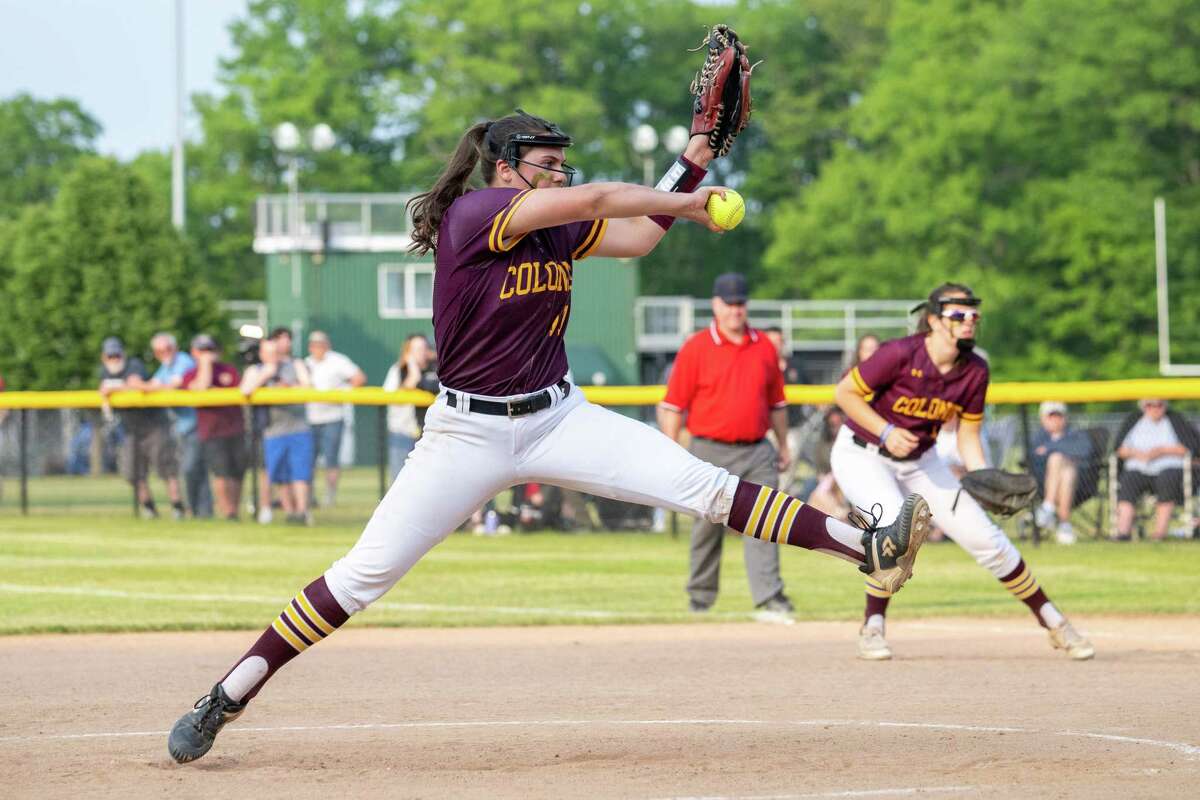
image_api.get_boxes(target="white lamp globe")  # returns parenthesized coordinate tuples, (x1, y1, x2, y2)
(310, 123, 336, 153)
(665, 125, 691, 153)
(631, 123, 658, 154)
(272, 121, 302, 153)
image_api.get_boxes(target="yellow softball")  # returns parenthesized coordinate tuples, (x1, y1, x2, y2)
(705, 190, 745, 231)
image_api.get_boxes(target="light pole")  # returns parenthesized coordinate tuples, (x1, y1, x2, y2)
(272, 122, 336, 237)
(171, 0, 186, 231)
(631, 124, 692, 186)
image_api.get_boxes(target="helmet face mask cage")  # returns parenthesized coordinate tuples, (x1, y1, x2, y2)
(493, 110, 577, 186)
(910, 290, 982, 317)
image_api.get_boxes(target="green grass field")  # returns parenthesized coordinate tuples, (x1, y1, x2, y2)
(2, 515, 1196, 635)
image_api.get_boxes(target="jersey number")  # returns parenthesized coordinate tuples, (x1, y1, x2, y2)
(548, 304, 570, 337)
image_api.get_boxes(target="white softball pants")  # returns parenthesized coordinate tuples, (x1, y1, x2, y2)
(325, 383, 737, 613)
(829, 426, 1020, 578)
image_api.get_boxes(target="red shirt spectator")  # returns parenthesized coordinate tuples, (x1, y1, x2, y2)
(662, 322, 786, 443)
(182, 361, 244, 440)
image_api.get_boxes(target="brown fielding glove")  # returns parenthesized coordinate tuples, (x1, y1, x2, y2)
(958, 469, 1039, 517)
(690, 24, 755, 158)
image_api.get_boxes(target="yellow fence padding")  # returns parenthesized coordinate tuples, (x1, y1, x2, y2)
(3, 378, 1200, 410)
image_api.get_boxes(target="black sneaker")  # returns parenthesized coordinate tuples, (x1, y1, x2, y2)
(851, 493, 931, 595)
(167, 683, 246, 763)
(688, 598, 712, 614)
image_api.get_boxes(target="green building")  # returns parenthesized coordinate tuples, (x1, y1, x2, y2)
(255, 193, 639, 465)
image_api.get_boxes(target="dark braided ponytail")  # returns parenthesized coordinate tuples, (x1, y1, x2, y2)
(407, 111, 568, 255)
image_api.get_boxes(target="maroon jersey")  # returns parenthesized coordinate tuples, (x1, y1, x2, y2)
(182, 362, 245, 441)
(845, 333, 987, 459)
(431, 187, 607, 396)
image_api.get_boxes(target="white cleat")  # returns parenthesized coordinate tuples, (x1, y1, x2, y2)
(858, 624, 893, 661)
(1048, 621, 1095, 660)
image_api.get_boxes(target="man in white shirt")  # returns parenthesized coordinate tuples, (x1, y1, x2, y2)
(1114, 398, 1197, 540)
(305, 331, 366, 507)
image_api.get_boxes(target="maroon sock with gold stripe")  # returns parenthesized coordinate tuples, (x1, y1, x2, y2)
(864, 585, 892, 621)
(218, 575, 350, 703)
(999, 559, 1052, 628)
(727, 480, 866, 565)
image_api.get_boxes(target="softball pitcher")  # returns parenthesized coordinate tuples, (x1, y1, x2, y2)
(166, 74, 933, 761)
(831, 283, 1095, 662)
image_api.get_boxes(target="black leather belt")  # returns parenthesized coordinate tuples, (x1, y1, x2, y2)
(445, 380, 570, 417)
(694, 436, 765, 447)
(852, 434, 908, 461)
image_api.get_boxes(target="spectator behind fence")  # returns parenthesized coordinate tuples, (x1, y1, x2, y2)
(241, 337, 314, 525)
(763, 325, 806, 490)
(805, 407, 851, 518)
(1029, 401, 1094, 545)
(182, 334, 246, 520)
(382, 333, 439, 482)
(1113, 398, 1200, 541)
(97, 336, 184, 519)
(850, 333, 881, 370)
(304, 331, 366, 508)
(658, 272, 795, 622)
(147, 332, 213, 518)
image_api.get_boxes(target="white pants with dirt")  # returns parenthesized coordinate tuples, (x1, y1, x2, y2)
(325, 383, 737, 613)
(829, 426, 1020, 578)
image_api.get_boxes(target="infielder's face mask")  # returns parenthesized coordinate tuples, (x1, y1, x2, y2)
(915, 292, 982, 353)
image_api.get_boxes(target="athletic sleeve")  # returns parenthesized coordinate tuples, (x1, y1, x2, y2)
(959, 362, 989, 422)
(565, 218, 609, 261)
(661, 337, 700, 412)
(849, 338, 907, 396)
(446, 188, 532, 264)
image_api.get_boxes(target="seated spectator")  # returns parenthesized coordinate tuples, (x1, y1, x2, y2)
(182, 334, 246, 520)
(382, 334, 439, 482)
(97, 336, 185, 519)
(1113, 398, 1200, 541)
(241, 337, 314, 525)
(305, 331, 366, 508)
(1029, 401, 1095, 545)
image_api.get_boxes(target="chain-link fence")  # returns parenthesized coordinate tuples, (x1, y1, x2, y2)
(2, 386, 1198, 543)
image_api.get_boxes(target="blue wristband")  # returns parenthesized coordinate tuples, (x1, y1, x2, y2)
(879, 423, 895, 444)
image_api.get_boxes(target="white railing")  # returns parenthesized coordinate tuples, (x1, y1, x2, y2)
(253, 193, 415, 253)
(634, 297, 919, 353)
(219, 300, 268, 336)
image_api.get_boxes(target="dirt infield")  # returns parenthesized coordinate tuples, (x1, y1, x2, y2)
(2, 616, 1197, 799)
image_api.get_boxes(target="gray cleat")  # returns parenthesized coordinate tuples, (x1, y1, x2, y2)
(168, 683, 246, 763)
(853, 493, 932, 595)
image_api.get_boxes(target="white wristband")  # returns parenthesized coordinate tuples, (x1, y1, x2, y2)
(879, 423, 895, 444)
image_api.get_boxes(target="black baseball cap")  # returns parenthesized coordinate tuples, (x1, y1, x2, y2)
(713, 272, 748, 304)
(190, 333, 218, 352)
(101, 336, 124, 356)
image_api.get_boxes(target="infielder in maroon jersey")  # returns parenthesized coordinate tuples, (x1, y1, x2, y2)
(832, 283, 1095, 661)
(166, 110, 933, 763)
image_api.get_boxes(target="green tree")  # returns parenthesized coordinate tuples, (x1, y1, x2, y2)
(0, 93, 101, 219)
(762, 0, 1200, 380)
(0, 158, 225, 390)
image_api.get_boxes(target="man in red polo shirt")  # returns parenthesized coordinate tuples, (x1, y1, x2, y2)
(658, 273, 794, 621)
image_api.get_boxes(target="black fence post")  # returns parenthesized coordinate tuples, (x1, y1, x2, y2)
(19, 408, 29, 516)
(377, 405, 387, 501)
(1019, 403, 1039, 547)
(131, 427, 141, 518)
(250, 429, 261, 518)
